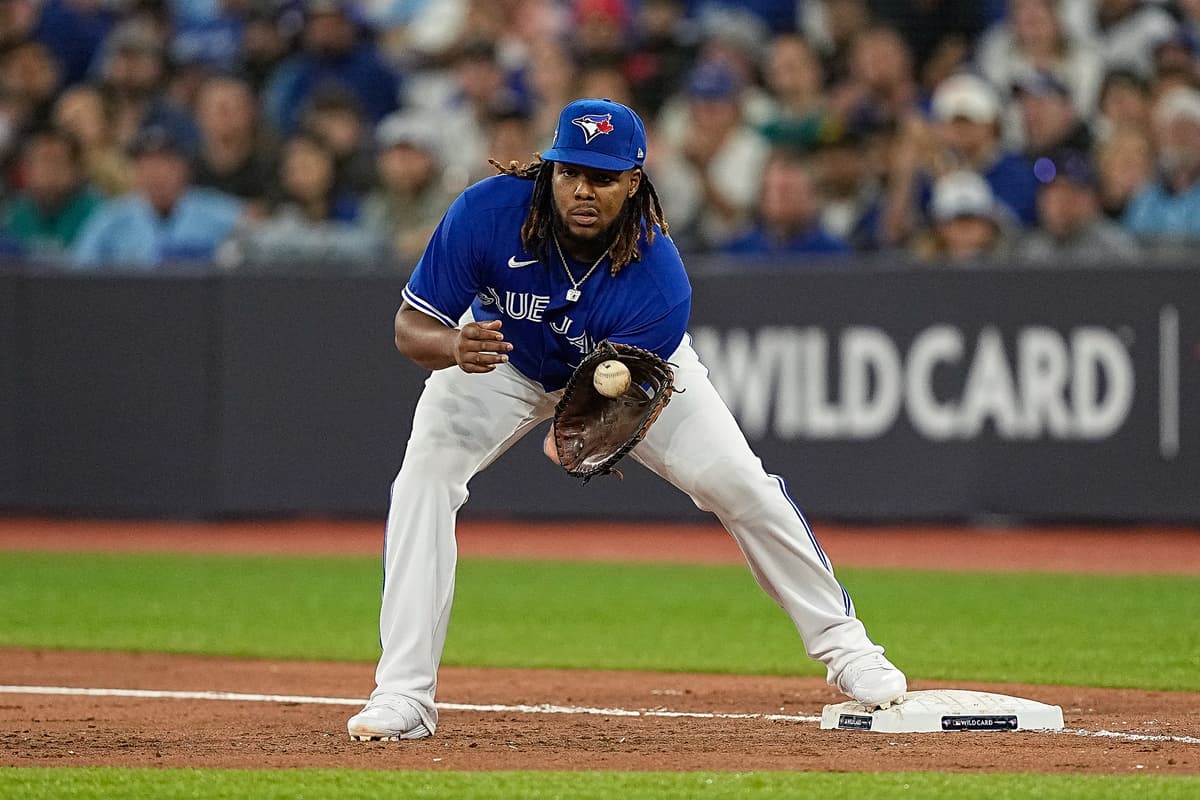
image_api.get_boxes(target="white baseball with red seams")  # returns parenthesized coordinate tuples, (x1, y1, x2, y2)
(592, 359, 631, 397)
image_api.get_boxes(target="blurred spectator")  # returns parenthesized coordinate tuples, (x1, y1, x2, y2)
(1152, 29, 1200, 88)
(656, 59, 770, 250)
(300, 85, 374, 196)
(760, 34, 827, 141)
(362, 0, 460, 64)
(571, 0, 628, 64)
(1183, 0, 1200, 38)
(575, 62, 634, 106)
(625, 0, 697, 116)
(931, 73, 1038, 225)
(262, 0, 401, 133)
(273, 132, 360, 221)
(1, 38, 63, 126)
(1012, 70, 1093, 159)
(691, 5, 774, 126)
(171, 0, 253, 73)
(1123, 86, 1200, 241)
(220, 131, 385, 269)
(1080, 0, 1178, 81)
(723, 148, 849, 257)
(238, 1, 298, 94)
(119, 0, 172, 42)
(72, 122, 243, 269)
(0, 86, 22, 195)
(2, 127, 101, 259)
(829, 26, 919, 135)
(1095, 69, 1153, 140)
(165, 50, 222, 113)
(484, 106, 537, 174)
(96, 19, 201, 155)
(911, 169, 1012, 264)
(445, 0, 555, 66)
(383, 0, 471, 64)
(867, 0, 985, 91)
(1014, 148, 1140, 265)
(192, 75, 278, 210)
(360, 112, 455, 267)
(701, 0, 799, 33)
(801, 0, 872, 87)
(0, 40, 57, 188)
(1096, 124, 1155, 219)
(812, 123, 884, 249)
(975, 0, 1104, 122)
(408, 38, 527, 181)
(0, 0, 38, 47)
(51, 84, 133, 196)
(32, 0, 115, 87)
(523, 37, 578, 148)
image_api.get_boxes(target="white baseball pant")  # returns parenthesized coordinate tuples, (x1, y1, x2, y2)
(371, 335, 885, 734)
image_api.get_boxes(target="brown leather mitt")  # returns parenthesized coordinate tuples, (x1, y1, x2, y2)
(550, 340, 677, 482)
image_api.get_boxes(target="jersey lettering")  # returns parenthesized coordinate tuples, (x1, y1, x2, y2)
(567, 330, 594, 355)
(478, 286, 551, 323)
(504, 291, 551, 322)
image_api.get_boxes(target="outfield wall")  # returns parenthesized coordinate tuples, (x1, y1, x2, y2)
(1, 265, 1197, 522)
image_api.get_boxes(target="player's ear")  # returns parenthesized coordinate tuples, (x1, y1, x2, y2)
(627, 168, 642, 198)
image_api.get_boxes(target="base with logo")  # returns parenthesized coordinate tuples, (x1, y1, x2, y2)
(821, 689, 1064, 733)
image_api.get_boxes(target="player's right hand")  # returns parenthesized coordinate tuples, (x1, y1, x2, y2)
(454, 320, 513, 373)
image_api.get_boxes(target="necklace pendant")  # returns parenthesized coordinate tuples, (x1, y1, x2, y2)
(565, 288, 581, 302)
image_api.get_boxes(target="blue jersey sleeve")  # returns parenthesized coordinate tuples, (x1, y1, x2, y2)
(605, 230, 692, 359)
(607, 296, 691, 360)
(402, 190, 482, 328)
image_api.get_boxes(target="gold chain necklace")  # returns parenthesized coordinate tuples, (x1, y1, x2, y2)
(553, 236, 609, 303)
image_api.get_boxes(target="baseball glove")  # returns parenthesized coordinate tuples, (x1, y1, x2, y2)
(551, 340, 677, 482)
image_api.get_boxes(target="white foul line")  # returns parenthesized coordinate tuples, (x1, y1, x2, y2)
(0, 685, 816, 723)
(2, 685, 1198, 746)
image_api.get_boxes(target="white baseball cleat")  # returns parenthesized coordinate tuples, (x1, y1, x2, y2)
(347, 696, 432, 741)
(835, 652, 908, 708)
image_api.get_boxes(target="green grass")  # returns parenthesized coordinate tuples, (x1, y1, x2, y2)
(1, 769, 1197, 799)
(0, 552, 1197, 690)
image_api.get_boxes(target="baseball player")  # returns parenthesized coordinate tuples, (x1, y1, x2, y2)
(348, 98, 906, 741)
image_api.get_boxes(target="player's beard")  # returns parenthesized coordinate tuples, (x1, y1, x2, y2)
(551, 201, 630, 262)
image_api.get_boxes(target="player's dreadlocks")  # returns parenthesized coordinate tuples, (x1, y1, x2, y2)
(490, 158, 669, 275)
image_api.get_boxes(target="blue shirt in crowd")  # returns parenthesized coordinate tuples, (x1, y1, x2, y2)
(916, 152, 1039, 227)
(984, 152, 1040, 227)
(263, 48, 402, 133)
(403, 174, 692, 391)
(1123, 180, 1200, 240)
(723, 225, 850, 257)
(71, 188, 243, 269)
(35, 0, 115, 86)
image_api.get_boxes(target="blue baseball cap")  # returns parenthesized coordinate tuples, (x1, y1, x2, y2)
(687, 60, 741, 101)
(541, 98, 647, 172)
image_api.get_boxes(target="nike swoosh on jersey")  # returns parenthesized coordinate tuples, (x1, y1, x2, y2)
(508, 256, 539, 268)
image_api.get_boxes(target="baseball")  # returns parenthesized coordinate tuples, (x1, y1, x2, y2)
(593, 359, 631, 398)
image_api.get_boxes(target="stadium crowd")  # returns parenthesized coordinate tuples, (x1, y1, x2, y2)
(1, 0, 1199, 273)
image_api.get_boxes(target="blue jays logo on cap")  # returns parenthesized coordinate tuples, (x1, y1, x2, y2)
(572, 113, 614, 143)
(542, 98, 647, 172)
